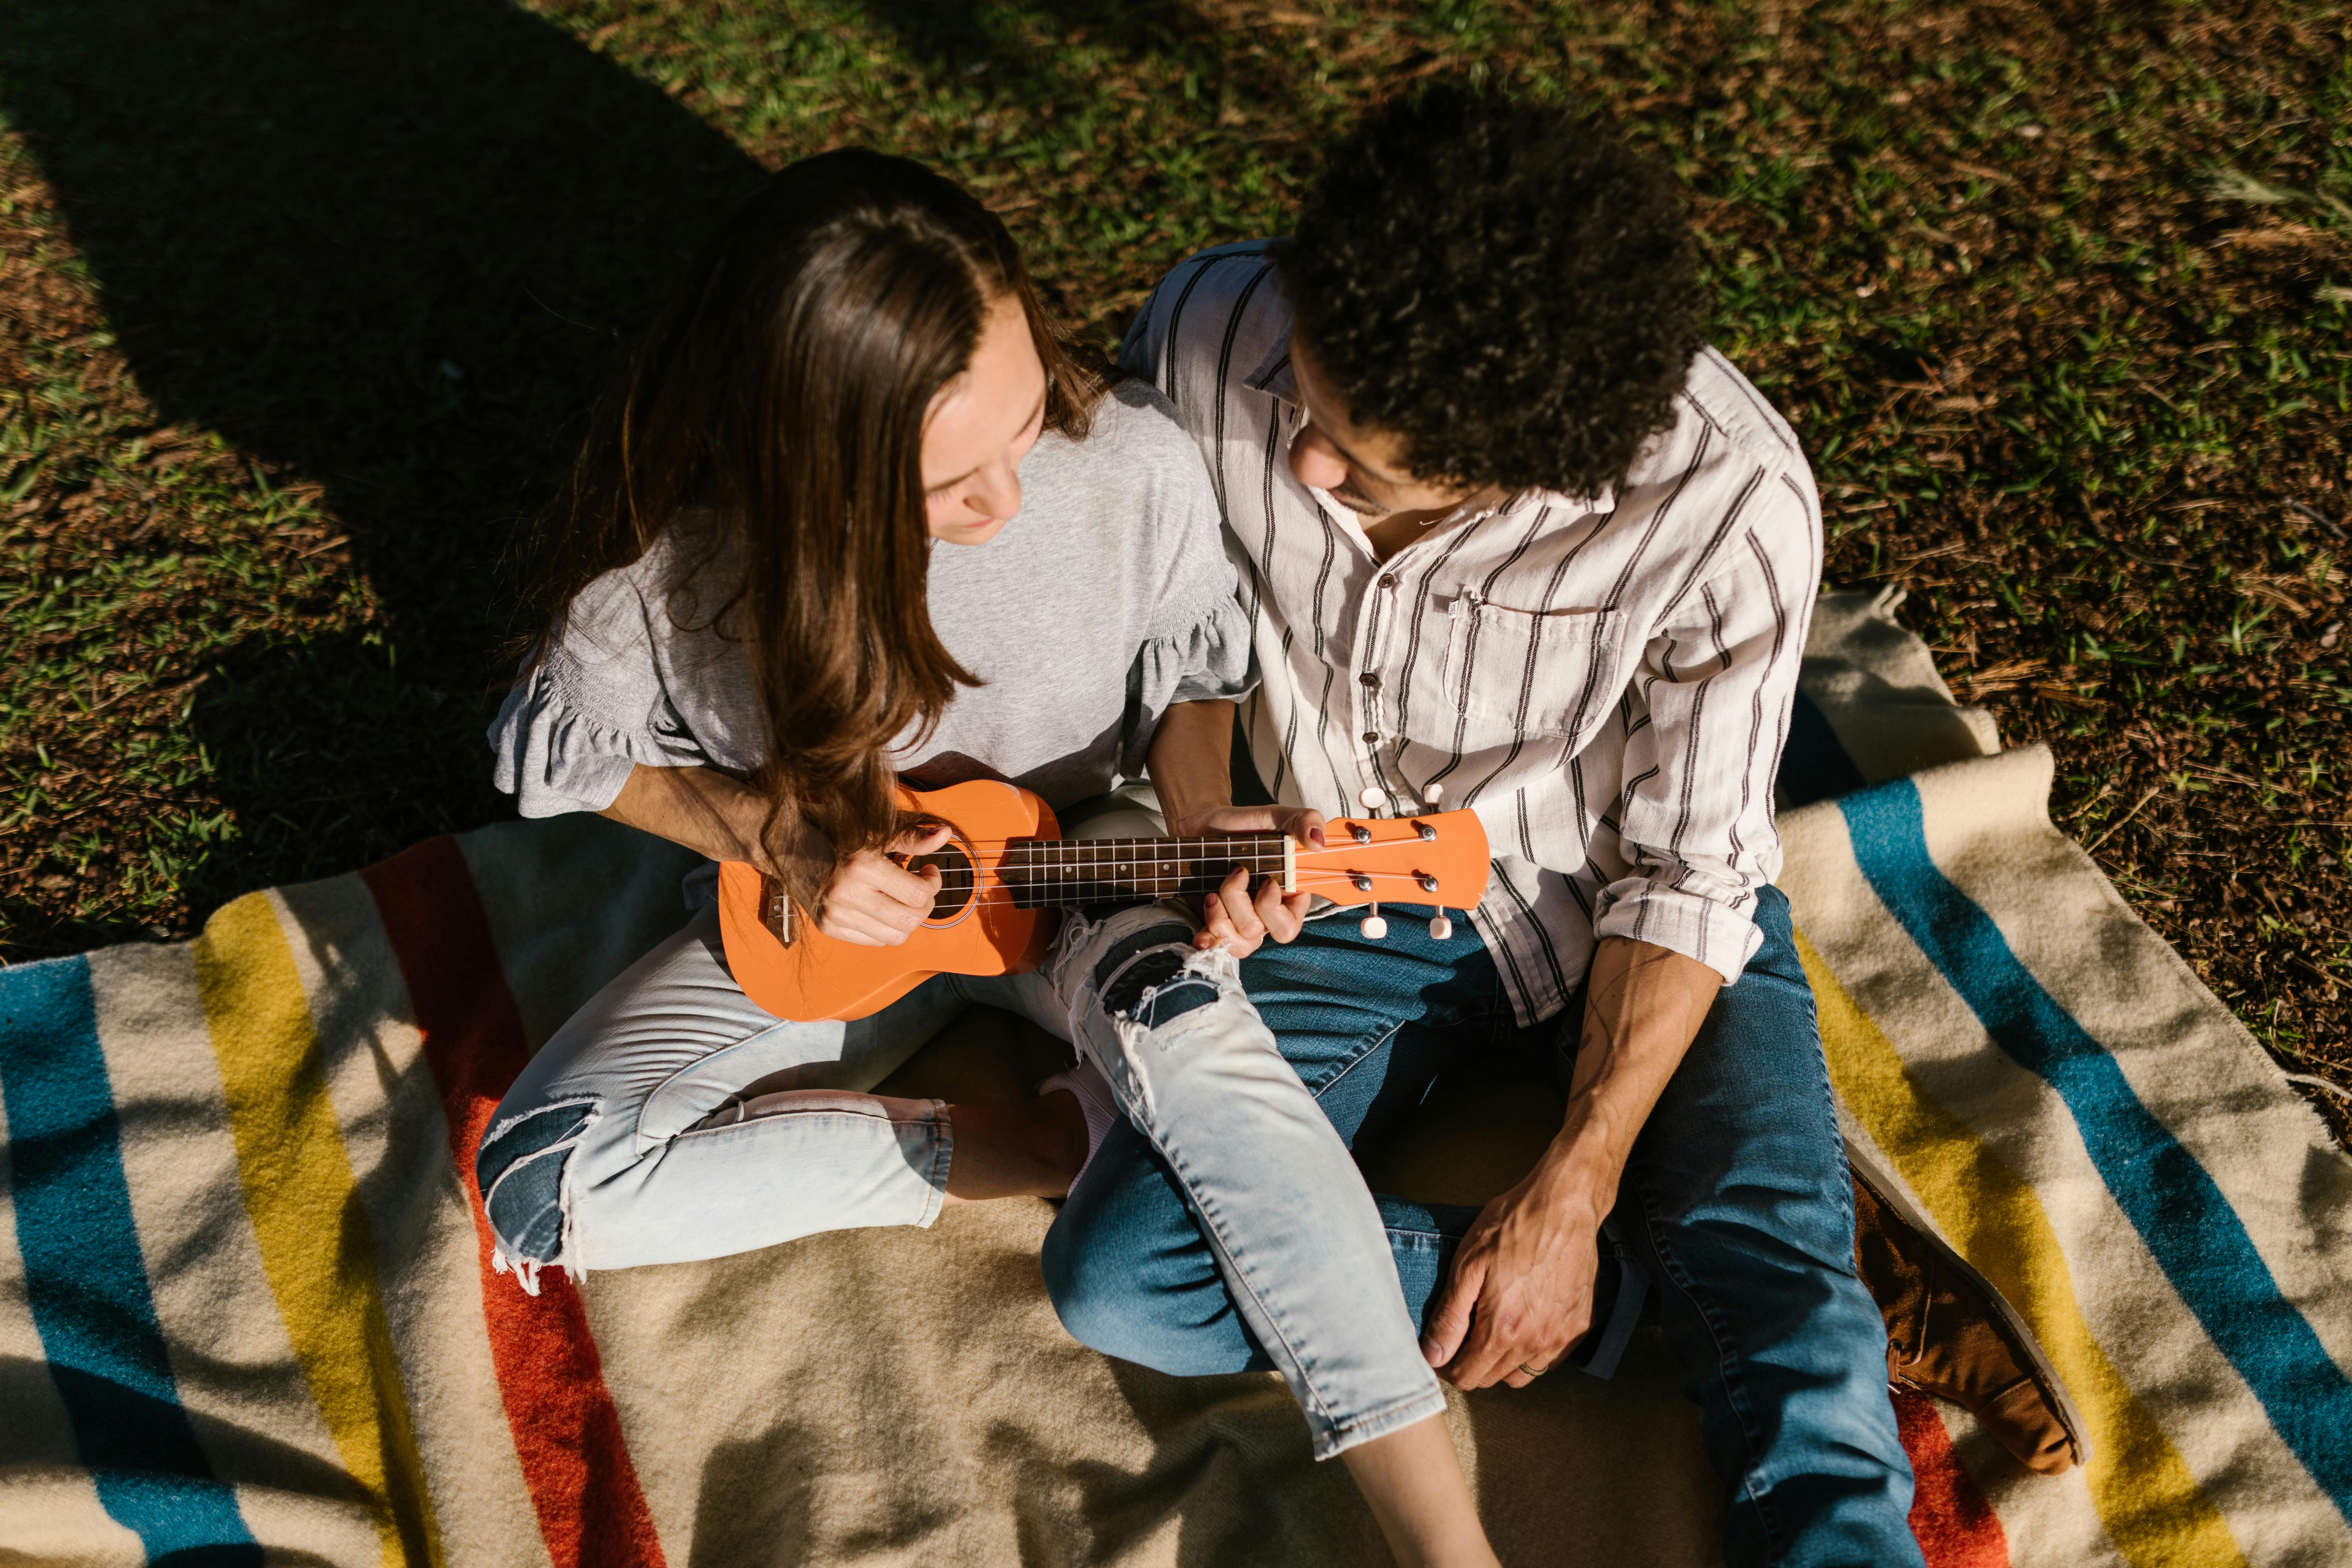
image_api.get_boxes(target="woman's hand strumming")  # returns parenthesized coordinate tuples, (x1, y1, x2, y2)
(815, 822, 952, 946)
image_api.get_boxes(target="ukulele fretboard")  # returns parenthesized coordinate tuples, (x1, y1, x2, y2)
(1000, 835, 1289, 908)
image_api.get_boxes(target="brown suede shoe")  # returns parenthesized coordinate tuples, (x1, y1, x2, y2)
(1847, 1142, 2088, 1476)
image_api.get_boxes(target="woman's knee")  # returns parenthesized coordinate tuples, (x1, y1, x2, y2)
(475, 1093, 602, 1282)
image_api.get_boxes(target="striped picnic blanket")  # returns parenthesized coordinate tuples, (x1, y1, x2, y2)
(1785, 589, 2352, 1568)
(1, 588, 2345, 1566)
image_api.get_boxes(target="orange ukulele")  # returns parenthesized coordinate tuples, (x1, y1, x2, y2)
(716, 779, 1492, 1022)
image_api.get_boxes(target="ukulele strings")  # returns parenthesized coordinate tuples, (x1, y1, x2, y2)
(857, 869, 1444, 916)
(798, 837, 1461, 911)
(925, 836, 1427, 850)
(878, 836, 1426, 896)
(919, 842, 1294, 856)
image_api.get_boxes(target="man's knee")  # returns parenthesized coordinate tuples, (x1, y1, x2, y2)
(1042, 1224, 1259, 1376)
(1726, 882, 1809, 995)
(1041, 1126, 1261, 1376)
(1042, 1216, 1168, 1369)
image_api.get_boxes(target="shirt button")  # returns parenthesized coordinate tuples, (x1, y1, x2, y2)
(1359, 672, 1380, 688)
(1362, 731, 1379, 745)
(1378, 574, 1397, 591)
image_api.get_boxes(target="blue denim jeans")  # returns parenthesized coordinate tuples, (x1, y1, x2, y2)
(1042, 886, 1923, 1568)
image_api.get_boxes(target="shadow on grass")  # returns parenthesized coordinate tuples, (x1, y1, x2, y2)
(179, 629, 500, 910)
(857, 0, 1324, 121)
(0, 0, 770, 924)
(0, 630, 480, 954)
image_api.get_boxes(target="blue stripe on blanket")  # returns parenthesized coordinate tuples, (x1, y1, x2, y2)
(1840, 780, 2352, 1523)
(0, 955, 262, 1564)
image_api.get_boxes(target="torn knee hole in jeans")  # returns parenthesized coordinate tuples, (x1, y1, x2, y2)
(1097, 938, 1231, 1031)
(475, 1096, 599, 1293)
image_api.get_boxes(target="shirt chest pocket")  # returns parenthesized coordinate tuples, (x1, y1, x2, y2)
(1436, 596, 1626, 745)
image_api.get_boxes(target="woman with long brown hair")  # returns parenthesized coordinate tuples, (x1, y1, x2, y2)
(478, 149, 1502, 1565)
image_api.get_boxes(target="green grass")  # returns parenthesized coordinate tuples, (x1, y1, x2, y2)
(2, 0, 2348, 1125)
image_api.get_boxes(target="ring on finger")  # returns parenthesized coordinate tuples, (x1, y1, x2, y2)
(1516, 1361, 1549, 1379)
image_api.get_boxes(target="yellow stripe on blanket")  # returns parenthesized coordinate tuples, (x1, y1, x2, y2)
(193, 893, 444, 1568)
(1795, 928, 2246, 1568)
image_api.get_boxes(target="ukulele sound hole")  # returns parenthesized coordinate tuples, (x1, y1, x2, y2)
(909, 840, 977, 925)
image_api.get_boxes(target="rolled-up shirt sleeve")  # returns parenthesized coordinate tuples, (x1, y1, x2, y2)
(1593, 481, 1819, 983)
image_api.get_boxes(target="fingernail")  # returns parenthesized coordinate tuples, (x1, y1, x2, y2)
(1419, 1336, 1441, 1363)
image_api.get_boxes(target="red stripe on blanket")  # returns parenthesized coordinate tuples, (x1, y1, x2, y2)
(364, 836, 667, 1568)
(1893, 1387, 2009, 1568)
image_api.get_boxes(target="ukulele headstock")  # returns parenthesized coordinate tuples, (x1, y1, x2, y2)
(1294, 809, 1489, 910)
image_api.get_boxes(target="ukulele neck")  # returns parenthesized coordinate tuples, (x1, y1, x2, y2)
(1002, 835, 1291, 909)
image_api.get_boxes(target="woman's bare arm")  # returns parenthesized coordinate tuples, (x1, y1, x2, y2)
(599, 761, 781, 871)
(596, 762, 943, 946)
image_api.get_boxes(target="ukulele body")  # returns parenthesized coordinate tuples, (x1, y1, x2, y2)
(716, 780, 1061, 1023)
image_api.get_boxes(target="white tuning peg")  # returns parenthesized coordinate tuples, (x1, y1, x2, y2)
(1424, 781, 1444, 808)
(1360, 903, 1388, 940)
(1427, 911, 1454, 941)
(1358, 785, 1386, 811)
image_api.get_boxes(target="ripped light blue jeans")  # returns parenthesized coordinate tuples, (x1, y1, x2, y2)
(475, 900, 1445, 1459)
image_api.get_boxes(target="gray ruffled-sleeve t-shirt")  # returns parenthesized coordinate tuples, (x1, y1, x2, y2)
(489, 380, 1254, 815)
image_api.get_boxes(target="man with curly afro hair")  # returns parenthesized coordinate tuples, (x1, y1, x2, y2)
(1040, 86, 2083, 1566)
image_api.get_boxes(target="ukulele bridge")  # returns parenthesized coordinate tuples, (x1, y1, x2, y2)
(761, 829, 977, 945)
(759, 878, 795, 946)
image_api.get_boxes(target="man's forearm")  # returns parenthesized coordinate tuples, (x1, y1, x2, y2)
(1144, 699, 1237, 835)
(1421, 933, 1726, 1385)
(1544, 936, 1723, 1207)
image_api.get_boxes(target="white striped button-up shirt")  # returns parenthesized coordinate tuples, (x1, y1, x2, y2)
(1121, 243, 1823, 1024)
